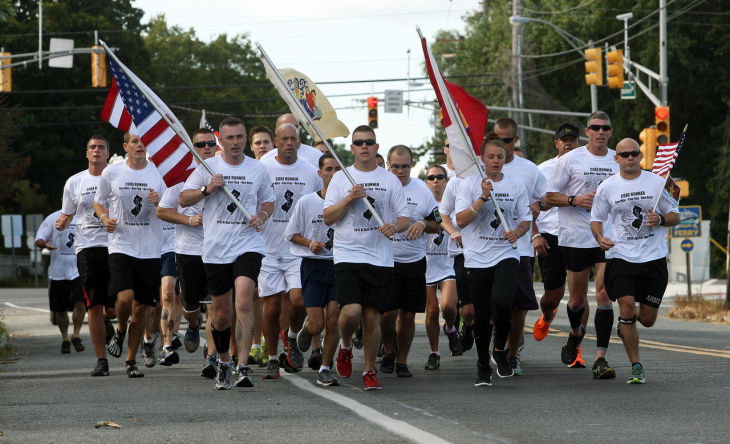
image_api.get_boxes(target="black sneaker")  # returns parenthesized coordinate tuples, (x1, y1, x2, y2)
(396, 363, 413, 377)
(380, 353, 395, 374)
(296, 323, 313, 353)
(61, 340, 71, 354)
(475, 360, 493, 387)
(444, 324, 464, 356)
(141, 340, 156, 368)
(107, 329, 125, 358)
(561, 332, 583, 365)
(71, 337, 85, 352)
(104, 319, 114, 345)
(460, 323, 474, 351)
(234, 365, 254, 388)
(184, 327, 200, 353)
(171, 333, 183, 351)
(491, 350, 514, 378)
(281, 329, 303, 371)
(308, 348, 323, 371)
(316, 368, 340, 386)
(91, 358, 109, 377)
(424, 353, 440, 370)
(159, 347, 179, 366)
(592, 357, 616, 380)
(201, 358, 217, 379)
(126, 360, 144, 378)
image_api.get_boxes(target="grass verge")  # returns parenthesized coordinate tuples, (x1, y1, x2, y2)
(0, 309, 14, 361)
(667, 296, 730, 324)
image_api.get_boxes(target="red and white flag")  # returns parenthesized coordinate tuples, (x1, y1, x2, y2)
(199, 110, 223, 153)
(100, 55, 195, 187)
(420, 31, 488, 178)
(652, 130, 685, 177)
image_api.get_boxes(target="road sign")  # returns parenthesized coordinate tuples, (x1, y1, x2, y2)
(621, 80, 636, 100)
(48, 38, 74, 68)
(384, 90, 403, 113)
(672, 205, 701, 238)
(680, 239, 694, 252)
(1, 214, 22, 248)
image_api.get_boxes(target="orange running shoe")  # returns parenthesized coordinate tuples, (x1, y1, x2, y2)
(533, 308, 557, 341)
(567, 346, 586, 368)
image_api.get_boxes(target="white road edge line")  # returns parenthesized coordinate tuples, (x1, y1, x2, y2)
(3, 302, 51, 313)
(282, 373, 452, 444)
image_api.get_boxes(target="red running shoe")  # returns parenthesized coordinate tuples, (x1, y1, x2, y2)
(363, 370, 382, 391)
(336, 346, 352, 378)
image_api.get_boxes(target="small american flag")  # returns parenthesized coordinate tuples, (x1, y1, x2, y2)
(652, 130, 686, 177)
(199, 110, 223, 152)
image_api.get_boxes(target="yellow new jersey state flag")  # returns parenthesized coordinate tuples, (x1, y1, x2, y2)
(273, 68, 349, 140)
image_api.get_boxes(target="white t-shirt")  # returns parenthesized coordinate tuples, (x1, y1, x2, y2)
(536, 156, 560, 236)
(160, 220, 175, 255)
(61, 170, 107, 252)
(324, 166, 408, 267)
(441, 164, 456, 179)
(425, 196, 454, 284)
(159, 182, 204, 256)
(591, 170, 678, 263)
(260, 143, 323, 169)
(35, 210, 79, 281)
(261, 157, 321, 260)
(94, 161, 166, 259)
(455, 174, 532, 268)
(502, 155, 546, 257)
(285, 191, 334, 260)
(391, 178, 439, 263)
(547, 146, 619, 248)
(182, 155, 275, 264)
(438, 176, 464, 257)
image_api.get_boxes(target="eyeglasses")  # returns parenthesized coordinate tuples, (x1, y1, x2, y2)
(501, 137, 515, 144)
(617, 150, 641, 158)
(194, 140, 217, 148)
(588, 124, 612, 132)
(426, 174, 447, 181)
(352, 139, 376, 146)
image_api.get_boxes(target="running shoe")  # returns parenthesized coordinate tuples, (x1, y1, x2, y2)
(91, 358, 109, 377)
(171, 333, 183, 351)
(214, 362, 231, 390)
(475, 361, 493, 387)
(533, 308, 557, 341)
(159, 347, 179, 366)
(260, 341, 269, 367)
(317, 369, 340, 387)
(592, 357, 616, 380)
(627, 363, 646, 384)
(460, 323, 474, 351)
(107, 329, 125, 358)
(508, 356, 522, 376)
(336, 346, 353, 378)
(71, 337, 85, 352)
(201, 357, 217, 379)
(61, 340, 71, 354)
(184, 327, 200, 353)
(235, 365, 254, 388)
(560, 332, 582, 365)
(379, 353, 395, 374)
(567, 346, 586, 368)
(396, 363, 412, 377)
(352, 325, 363, 350)
(296, 322, 313, 353)
(248, 347, 263, 366)
(491, 350, 514, 378)
(263, 359, 280, 380)
(424, 353, 440, 370)
(363, 370, 382, 391)
(231, 354, 239, 373)
(444, 324, 464, 356)
(281, 329, 304, 371)
(308, 348, 323, 371)
(104, 319, 114, 345)
(141, 340, 156, 368)
(126, 360, 144, 378)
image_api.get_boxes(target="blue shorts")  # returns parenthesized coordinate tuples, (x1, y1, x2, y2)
(161, 251, 178, 278)
(301, 257, 336, 308)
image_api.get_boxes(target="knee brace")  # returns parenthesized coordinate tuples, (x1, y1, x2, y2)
(618, 316, 636, 325)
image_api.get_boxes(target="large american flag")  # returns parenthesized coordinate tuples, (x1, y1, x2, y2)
(100, 56, 195, 187)
(652, 130, 686, 177)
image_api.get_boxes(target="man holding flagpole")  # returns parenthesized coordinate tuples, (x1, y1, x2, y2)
(591, 138, 679, 383)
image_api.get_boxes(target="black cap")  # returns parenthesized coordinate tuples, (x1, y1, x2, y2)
(554, 123, 580, 140)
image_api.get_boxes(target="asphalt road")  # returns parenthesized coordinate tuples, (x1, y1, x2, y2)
(1, 288, 729, 443)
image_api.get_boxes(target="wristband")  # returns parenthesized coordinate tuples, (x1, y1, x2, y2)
(260, 209, 270, 220)
(531, 233, 542, 241)
(309, 240, 315, 250)
(469, 205, 480, 215)
(450, 231, 460, 240)
(479, 196, 488, 202)
(390, 223, 398, 233)
(417, 220, 426, 229)
(658, 214, 665, 226)
(188, 216, 193, 226)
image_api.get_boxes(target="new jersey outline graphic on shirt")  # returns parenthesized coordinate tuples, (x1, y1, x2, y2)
(325, 227, 334, 250)
(281, 190, 294, 213)
(432, 230, 445, 246)
(362, 196, 376, 220)
(131, 195, 143, 216)
(66, 233, 75, 249)
(631, 206, 643, 229)
(227, 189, 241, 214)
(489, 209, 501, 229)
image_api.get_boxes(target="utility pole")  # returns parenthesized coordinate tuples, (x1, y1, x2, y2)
(511, 0, 526, 144)
(659, 0, 668, 105)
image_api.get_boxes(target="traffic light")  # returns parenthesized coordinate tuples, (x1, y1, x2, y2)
(639, 127, 657, 170)
(584, 48, 603, 86)
(606, 49, 624, 88)
(91, 46, 107, 88)
(655, 106, 670, 145)
(0, 52, 11, 92)
(367, 96, 378, 129)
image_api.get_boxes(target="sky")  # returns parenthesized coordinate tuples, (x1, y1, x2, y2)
(133, 0, 483, 172)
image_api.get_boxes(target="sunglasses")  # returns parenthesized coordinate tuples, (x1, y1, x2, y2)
(501, 137, 515, 144)
(426, 174, 447, 181)
(588, 124, 612, 132)
(352, 139, 376, 146)
(194, 140, 217, 148)
(617, 150, 641, 158)
(444, 144, 450, 148)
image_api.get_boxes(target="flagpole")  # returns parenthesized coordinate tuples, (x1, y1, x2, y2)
(256, 43, 385, 227)
(417, 27, 516, 249)
(652, 124, 687, 212)
(99, 41, 252, 221)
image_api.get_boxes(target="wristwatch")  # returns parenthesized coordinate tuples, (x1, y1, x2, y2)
(200, 186, 209, 196)
(568, 196, 575, 207)
(479, 196, 488, 202)
(538, 201, 545, 210)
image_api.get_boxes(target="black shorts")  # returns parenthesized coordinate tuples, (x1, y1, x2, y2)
(160, 251, 178, 278)
(77, 247, 112, 308)
(513, 256, 538, 310)
(335, 262, 393, 314)
(205, 252, 264, 297)
(301, 258, 336, 308)
(386, 257, 427, 313)
(453, 254, 472, 307)
(604, 258, 668, 308)
(561, 246, 605, 272)
(176, 254, 207, 312)
(537, 233, 567, 290)
(108, 253, 162, 307)
(48, 278, 84, 312)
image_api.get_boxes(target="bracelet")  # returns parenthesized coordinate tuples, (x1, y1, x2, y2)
(417, 220, 426, 229)
(658, 214, 665, 226)
(101, 213, 108, 221)
(469, 205, 480, 215)
(450, 231, 460, 239)
(390, 223, 399, 233)
(531, 233, 542, 241)
(260, 209, 270, 220)
(479, 196, 488, 202)
(309, 240, 315, 250)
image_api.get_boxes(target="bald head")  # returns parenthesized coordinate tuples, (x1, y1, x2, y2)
(616, 138, 640, 153)
(276, 113, 298, 129)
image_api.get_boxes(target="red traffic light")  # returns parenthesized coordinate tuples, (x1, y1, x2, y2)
(655, 107, 669, 120)
(367, 97, 378, 108)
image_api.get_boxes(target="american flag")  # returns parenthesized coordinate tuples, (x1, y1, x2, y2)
(199, 111, 223, 152)
(100, 55, 195, 187)
(652, 130, 686, 177)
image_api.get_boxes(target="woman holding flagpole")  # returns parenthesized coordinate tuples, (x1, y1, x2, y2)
(455, 134, 532, 386)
